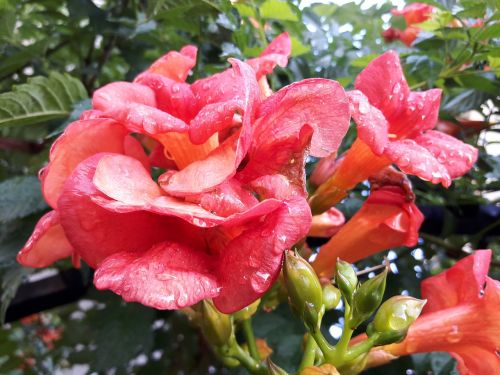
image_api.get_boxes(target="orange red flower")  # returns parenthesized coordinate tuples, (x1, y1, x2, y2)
(312, 186, 423, 278)
(383, 250, 500, 374)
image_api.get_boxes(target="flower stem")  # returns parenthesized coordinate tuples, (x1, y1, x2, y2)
(230, 343, 267, 375)
(330, 304, 354, 365)
(242, 318, 260, 361)
(344, 334, 378, 362)
(298, 334, 318, 371)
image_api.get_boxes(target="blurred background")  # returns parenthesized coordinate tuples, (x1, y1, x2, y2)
(0, 0, 498, 374)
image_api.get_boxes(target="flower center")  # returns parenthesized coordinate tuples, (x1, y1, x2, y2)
(158, 132, 219, 170)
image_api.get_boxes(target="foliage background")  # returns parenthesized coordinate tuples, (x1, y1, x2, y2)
(0, 0, 498, 373)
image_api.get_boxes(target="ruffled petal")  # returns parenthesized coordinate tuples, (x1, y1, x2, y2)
(239, 125, 313, 194)
(161, 60, 260, 195)
(249, 174, 303, 201)
(452, 347, 500, 375)
(134, 73, 197, 122)
(94, 241, 219, 310)
(347, 90, 389, 155)
(384, 139, 451, 187)
(255, 78, 350, 158)
(58, 154, 184, 268)
(40, 118, 148, 209)
(145, 45, 197, 82)
(415, 130, 478, 179)
(309, 207, 345, 238)
(188, 100, 244, 145)
(247, 32, 291, 79)
(213, 196, 311, 313)
(93, 82, 189, 135)
(390, 89, 442, 138)
(92, 154, 280, 227)
(17, 211, 74, 268)
(421, 250, 492, 313)
(354, 51, 410, 121)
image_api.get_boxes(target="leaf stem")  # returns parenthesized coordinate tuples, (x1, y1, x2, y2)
(298, 334, 317, 371)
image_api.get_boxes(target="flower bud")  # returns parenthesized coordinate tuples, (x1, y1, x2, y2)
(373, 296, 426, 333)
(322, 284, 341, 311)
(200, 300, 233, 347)
(335, 259, 357, 305)
(266, 358, 289, 374)
(233, 299, 260, 322)
(350, 269, 387, 329)
(283, 251, 323, 331)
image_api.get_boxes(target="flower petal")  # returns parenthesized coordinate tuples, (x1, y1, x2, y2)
(415, 130, 478, 179)
(347, 90, 389, 155)
(188, 100, 244, 145)
(239, 124, 313, 194)
(145, 45, 197, 82)
(40, 118, 148, 209)
(255, 78, 350, 158)
(390, 89, 442, 138)
(354, 51, 410, 121)
(384, 139, 451, 187)
(94, 241, 219, 310)
(58, 154, 180, 268)
(134, 73, 197, 121)
(161, 60, 260, 195)
(213, 197, 311, 313)
(247, 32, 291, 79)
(452, 346, 500, 375)
(421, 250, 492, 313)
(17, 211, 74, 268)
(93, 82, 189, 135)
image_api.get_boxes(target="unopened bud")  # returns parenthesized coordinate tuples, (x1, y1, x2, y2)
(322, 284, 341, 311)
(350, 269, 387, 328)
(373, 296, 426, 333)
(233, 299, 260, 322)
(335, 259, 357, 305)
(266, 358, 289, 374)
(283, 251, 323, 331)
(200, 300, 233, 347)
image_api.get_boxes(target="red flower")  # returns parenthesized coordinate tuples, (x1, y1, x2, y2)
(310, 51, 477, 213)
(18, 34, 351, 313)
(381, 27, 401, 43)
(391, 3, 434, 26)
(384, 250, 500, 374)
(312, 186, 423, 278)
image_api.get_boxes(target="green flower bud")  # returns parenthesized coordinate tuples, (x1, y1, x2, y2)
(335, 259, 358, 305)
(349, 269, 387, 329)
(266, 358, 289, 374)
(322, 284, 341, 311)
(200, 300, 233, 347)
(373, 296, 426, 333)
(283, 251, 323, 330)
(367, 326, 407, 346)
(233, 299, 260, 322)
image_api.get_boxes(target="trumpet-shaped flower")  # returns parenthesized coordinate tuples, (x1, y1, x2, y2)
(383, 250, 500, 374)
(17, 34, 351, 313)
(310, 51, 477, 214)
(312, 186, 423, 278)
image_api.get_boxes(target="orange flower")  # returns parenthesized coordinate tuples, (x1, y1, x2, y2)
(308, 207, 345, 238)
(312, 186, 423, 278)
(384, 250, 500, 374)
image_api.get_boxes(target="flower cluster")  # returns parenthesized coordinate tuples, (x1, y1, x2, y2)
(17, 33, 351, 313)
(382, 3, 434, 46)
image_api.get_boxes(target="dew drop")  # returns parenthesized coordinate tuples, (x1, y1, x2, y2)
(202, 82, 210, 91)
(358, 100, 369, 114)
(171, 84, 180, 93)
(446, 325, 462, 344)
(398, 156, 411, 167)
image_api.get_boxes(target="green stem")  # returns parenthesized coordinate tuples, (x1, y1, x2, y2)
(298, 334, 317, 372)
(230, 343, 267, 375)
(309, 329, 335, 362)
(344, 335, 378, 362)
(330, 304, 353, 364)
(242, 318, 261, 361)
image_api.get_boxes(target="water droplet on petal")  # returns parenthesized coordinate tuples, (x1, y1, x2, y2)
(171, 84, 180, 93)
(446, 325, 462, 343)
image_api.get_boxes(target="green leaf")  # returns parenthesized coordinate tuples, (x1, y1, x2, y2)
(0, 72, 87, 127)
(1, 266, 33, 324)
(476, 23, 500, 40)
(0, 176, 47, 223)
(260, 0, 299, 22)
(290, 36, 310, 57)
